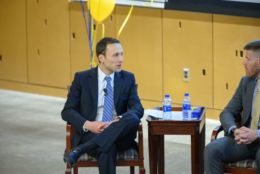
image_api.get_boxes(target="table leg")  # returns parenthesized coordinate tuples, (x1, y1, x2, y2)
(199, 125, 205, 174)
(191, 125, 205, 174)
(158, 135, 164, 174)
(148, 129, 158, 174)
(191, 134, 198, 174)
(191, 133, 201, 174)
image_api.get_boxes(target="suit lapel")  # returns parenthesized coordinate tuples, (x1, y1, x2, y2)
(244, 78, 257, 124)
(114, 72, 123, 108)
(88, 68, 98, 120)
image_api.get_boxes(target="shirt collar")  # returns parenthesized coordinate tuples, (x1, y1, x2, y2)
(98, 66, 114, 82)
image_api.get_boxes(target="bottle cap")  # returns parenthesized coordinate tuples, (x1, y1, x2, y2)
(165, 94, 170, 98)
(184, 92, 189, 96)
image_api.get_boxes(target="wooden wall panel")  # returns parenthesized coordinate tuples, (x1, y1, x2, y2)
(213, 15, 260, 109)
(27, 0, 70, 88)
(163, 10, 213, 107)
(1, 2, 260, 119)
(0, 0, 27, 82)
(115, 6, 163, 102)
(69, 3, 115, 79)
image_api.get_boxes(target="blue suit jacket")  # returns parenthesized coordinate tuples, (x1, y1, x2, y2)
(61, 67, 144, 146)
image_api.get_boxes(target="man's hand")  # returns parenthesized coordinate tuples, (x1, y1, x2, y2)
(85, 121, 108, 134)
(234, 126, 258, 144)
(84, 118, 120, 134)
(102, 117, 120, 129)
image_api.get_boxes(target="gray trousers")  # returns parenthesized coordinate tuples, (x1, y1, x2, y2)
(204, 136, 260, 174)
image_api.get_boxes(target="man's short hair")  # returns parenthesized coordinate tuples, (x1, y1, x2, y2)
(96, 37, 120, 57)
(244, 40, 260, 51)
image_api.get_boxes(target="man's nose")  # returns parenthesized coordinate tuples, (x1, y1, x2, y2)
(119, 55, 124, 62)
(242, 60, 247, 66)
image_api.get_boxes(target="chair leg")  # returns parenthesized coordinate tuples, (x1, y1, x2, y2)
(130, 166, 135, 174)
(139, 167, 145, 174)
(65, 163, 71, 174)
(73, 166, 78, 174)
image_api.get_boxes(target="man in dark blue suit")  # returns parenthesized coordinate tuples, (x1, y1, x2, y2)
(61, 37, 144, 174)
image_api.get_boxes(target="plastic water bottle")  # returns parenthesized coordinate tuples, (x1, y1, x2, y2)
(182, 92, 191, 120)
(162, 94, 172, 119)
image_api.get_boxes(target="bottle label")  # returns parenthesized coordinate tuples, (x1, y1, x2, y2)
(163, 105, 172, 112)
(182, 104, 191, 110)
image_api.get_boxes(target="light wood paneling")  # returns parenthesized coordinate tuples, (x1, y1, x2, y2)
(163, 10, 213, 107)
(69, 3, 91, 79)
(69, 3, 115, 79)
(213, 15, 260, 109)
(27, 0, 70, 88)
(0, 0, 27, 82)
(115, 6, 163, 102)
(1, 2, 260, 120)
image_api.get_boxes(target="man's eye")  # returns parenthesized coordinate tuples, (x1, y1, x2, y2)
(113, 52, 123, 57)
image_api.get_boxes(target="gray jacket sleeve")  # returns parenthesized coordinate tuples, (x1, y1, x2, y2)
(220, 77, 244, 134)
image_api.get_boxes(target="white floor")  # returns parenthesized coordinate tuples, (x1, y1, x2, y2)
(0, 89, 223, 174)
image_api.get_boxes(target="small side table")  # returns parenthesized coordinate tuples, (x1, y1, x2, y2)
(146, 107, 206, 174)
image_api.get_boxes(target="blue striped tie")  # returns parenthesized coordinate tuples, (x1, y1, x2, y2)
(102, 76, 113, 122)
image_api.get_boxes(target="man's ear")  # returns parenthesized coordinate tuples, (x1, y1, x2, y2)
(98, 54, 104, 63)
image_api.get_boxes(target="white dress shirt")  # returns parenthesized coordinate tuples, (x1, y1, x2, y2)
(83, 67, 117, 132)
(96, 67, 116, 121)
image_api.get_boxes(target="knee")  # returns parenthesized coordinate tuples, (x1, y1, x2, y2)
(205, 141, 222, 160)
(131, 116, 140, 126)
(121, 115, 140, 127)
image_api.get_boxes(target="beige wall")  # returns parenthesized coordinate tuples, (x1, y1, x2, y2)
(0, 0, 260, 119)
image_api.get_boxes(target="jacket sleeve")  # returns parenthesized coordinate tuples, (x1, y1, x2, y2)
(220, 77, 244, 134)
(61, 73, 86, 133)
(121, 74, 144, 120)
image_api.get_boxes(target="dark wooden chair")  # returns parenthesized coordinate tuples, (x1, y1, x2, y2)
(64, 123, 145, 174)
(211, 125, 256, 174)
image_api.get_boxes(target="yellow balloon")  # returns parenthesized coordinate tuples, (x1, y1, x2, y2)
(88, 0, 115, 23)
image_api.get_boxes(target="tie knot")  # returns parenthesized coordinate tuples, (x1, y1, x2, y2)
(105, 76, 111, 83)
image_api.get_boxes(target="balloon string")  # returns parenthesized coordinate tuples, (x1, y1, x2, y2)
(80, 0, 92, 67)
(91, 23, 98, 68)
(117, 5, 134, 38)
(102, 23, 105, 38)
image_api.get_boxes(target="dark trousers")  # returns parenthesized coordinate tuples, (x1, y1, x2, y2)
(204, 136, 260, 174)
(78, 116, 140, 174)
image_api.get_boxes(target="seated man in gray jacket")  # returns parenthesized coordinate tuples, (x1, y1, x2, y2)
(205, 40, 260, 174)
